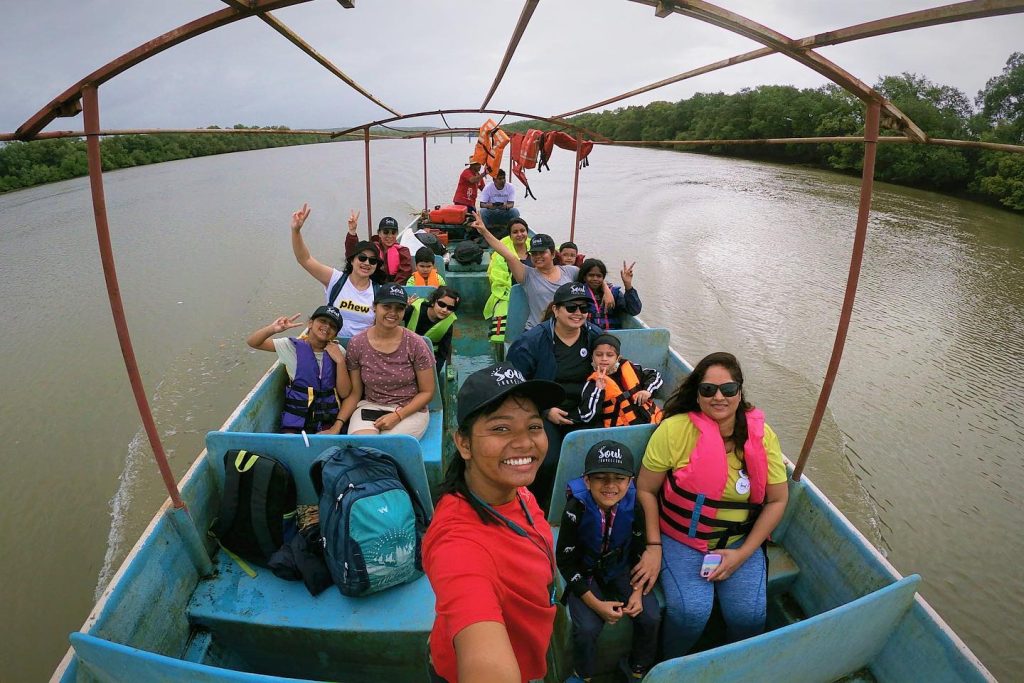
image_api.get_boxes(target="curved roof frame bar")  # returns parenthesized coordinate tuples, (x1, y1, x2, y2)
(331, 108, 613, 143)
(219, 0, 400, 116)
(626, 0, 927, 141)
(480, 0, 541, 109)
(561, 0, 1024, 119)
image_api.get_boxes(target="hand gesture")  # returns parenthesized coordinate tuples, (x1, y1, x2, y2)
(374, 411, 403, 432)
(324, 341, 345, 364)
(291, 203, 311, 232)
(594, 367, 607, 391)
(347, 209, 360, 234)
(594, 599, 625, 625)
(630, 546, 662, 595)
(707, 547, 753, 582)
(270, 313, 304, 334)
(620, 261, 635, 290)
(632, 389, 651, 405)
(602, 283, 616, 310)
(621, 589, 644, 617)
(469, 213, 487, 234)
(546, 407, 572, 425)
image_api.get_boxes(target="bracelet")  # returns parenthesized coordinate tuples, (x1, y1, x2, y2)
(394, 406, 403, 419)
(646, 542, 662, 546)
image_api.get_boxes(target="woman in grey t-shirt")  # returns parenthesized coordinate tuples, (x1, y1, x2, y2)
(472, 216, 611, 331)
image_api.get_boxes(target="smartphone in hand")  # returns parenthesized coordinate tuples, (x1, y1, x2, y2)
(361, 408, 394, 422)
(700, 553, 722, 578)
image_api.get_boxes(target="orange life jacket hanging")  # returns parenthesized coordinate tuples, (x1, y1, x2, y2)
(470, 119, 510, 179)
(539, 131, 594, 172)
(509, 129, 542, 199)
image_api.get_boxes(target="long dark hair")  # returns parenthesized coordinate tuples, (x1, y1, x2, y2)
(343, 240, 386, 284)
(663, 351, 753, 452)
(576, 258, 607, 291)
(438, 391, 539, 525)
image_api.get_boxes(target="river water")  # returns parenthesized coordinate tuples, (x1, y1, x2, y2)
(0, 140, 1021, 681)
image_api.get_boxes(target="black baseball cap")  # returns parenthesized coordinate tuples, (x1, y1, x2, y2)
(528, 233, 556, 253)
(373, 283, 408, 306)
(590, 333, 620, 353)
(457, 362, 565, 425)
(310, 305, 343, 332)
(584, 440, 635, 477)
(378, 216, 399, 231)
(553, 281, 590, 305)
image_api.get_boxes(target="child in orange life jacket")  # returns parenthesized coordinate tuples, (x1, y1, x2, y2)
(556, 440, 660, 682)
(406, 247, 447, 287)
(571, 334, 664, 427)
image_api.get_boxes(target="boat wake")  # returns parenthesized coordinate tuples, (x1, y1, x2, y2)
(95, 428, 148, 600)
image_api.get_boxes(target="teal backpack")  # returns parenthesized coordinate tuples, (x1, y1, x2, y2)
(311, 445, 430, 596)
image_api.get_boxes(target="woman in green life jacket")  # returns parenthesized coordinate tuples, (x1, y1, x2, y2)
(404, 285, 461, 372)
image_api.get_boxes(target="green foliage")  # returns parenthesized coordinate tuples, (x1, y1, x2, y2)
(976, 52, 1024, 144)
(0, 126, 333, 193)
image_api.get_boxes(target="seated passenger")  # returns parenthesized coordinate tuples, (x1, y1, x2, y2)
(338, 284, 436, 438)
(246, 305, 351, 435)
(632, 352, 789, 659)
(404, 285, 460, 373)
(473, 214, 612, 332)
(557, 440, 660, 683)
(507, 282, 605, 511)
(577, 258, 642, 330)
(483, 218, 531, 343)
(406, 246, 447, 287)
(573, 334, 664, 427)
(346, 214, 413, 284)
(290, 205, 382, 337)
(479, 169, 521, 233)
(559, 241, 585, 267)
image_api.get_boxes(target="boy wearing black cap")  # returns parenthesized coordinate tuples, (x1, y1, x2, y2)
(246, 306, 352, 434)
(557, 440, 660, 681)
(573, 334, 664, 427)
(345, 213, 413, 284)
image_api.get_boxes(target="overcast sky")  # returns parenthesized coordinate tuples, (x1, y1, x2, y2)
(2, 0, 1022, 134)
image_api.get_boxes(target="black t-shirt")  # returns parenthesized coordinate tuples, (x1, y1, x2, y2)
(553, 333, 592, 411)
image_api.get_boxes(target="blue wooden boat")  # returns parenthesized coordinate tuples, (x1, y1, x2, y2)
(8, 4, 1015, 681)
(51, 241, 994, 682)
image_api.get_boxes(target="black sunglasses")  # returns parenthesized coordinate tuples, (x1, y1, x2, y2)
(379, 228, 398, 234)
(560, 303, 588, 313)
(435, 300, 458, 311)
(698, 382, 741, 398)
(355, 254, 381, 266)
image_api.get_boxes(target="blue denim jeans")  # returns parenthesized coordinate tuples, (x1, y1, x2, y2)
(659, 534, 766, 659)
(480, 206, 521, 229)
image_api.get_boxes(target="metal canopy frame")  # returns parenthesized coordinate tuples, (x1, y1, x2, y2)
(5, 1, 1024, 530)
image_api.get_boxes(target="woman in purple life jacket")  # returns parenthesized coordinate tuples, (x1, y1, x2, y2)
(246, 305, 352, 434)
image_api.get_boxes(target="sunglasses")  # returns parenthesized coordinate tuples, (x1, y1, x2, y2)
(355, 254, 381, 266)
(698, 382, 741, 398)
(560, 303, 588, 313)
(379, 228, 398, 235)
(435, 300, 458, 311)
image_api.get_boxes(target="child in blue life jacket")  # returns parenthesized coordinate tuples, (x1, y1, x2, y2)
(556, 440, 660, 682)
(246, 305, 352, 434)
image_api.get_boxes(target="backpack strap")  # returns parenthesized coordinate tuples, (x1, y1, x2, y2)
(213, 449, 251, 537)
(327, 272, 350, 307)
(249, 458, 278, 559)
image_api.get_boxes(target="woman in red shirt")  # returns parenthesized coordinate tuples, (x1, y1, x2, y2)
(423, 363, 564, 683)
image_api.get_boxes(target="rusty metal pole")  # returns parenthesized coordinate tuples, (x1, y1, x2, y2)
(82, 85, 185, 510)
(364, 126, 373, 238)
(569, 139, 583, 242)
(792, 101, 881, 481)
(423, 134, 429, 212)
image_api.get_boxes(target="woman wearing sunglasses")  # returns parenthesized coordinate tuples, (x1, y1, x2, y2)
(290, 205, 383, 337)
(632, 352, 789, 659)
(506, 282, 605, 512)
(404, 286, 461, 372)
(345, 214, 413, 285)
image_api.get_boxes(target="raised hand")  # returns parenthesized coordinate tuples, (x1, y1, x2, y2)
(594, 367, 607, 391)
(469, 213, 487, 234)
(291, 203, 311, 232)
(621, 260, 635, 289)
(271, 313, 304, 334)
(347, 209, 360, 234)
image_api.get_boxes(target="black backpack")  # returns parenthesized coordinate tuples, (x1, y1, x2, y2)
(453, 240, 484, 265)
(415, 231, 446, 256)
(311, 445, 430, 596)
(213, 449, 297, 565)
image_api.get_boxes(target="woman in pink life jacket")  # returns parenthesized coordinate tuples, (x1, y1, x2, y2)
(632, 352, 789, 659)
